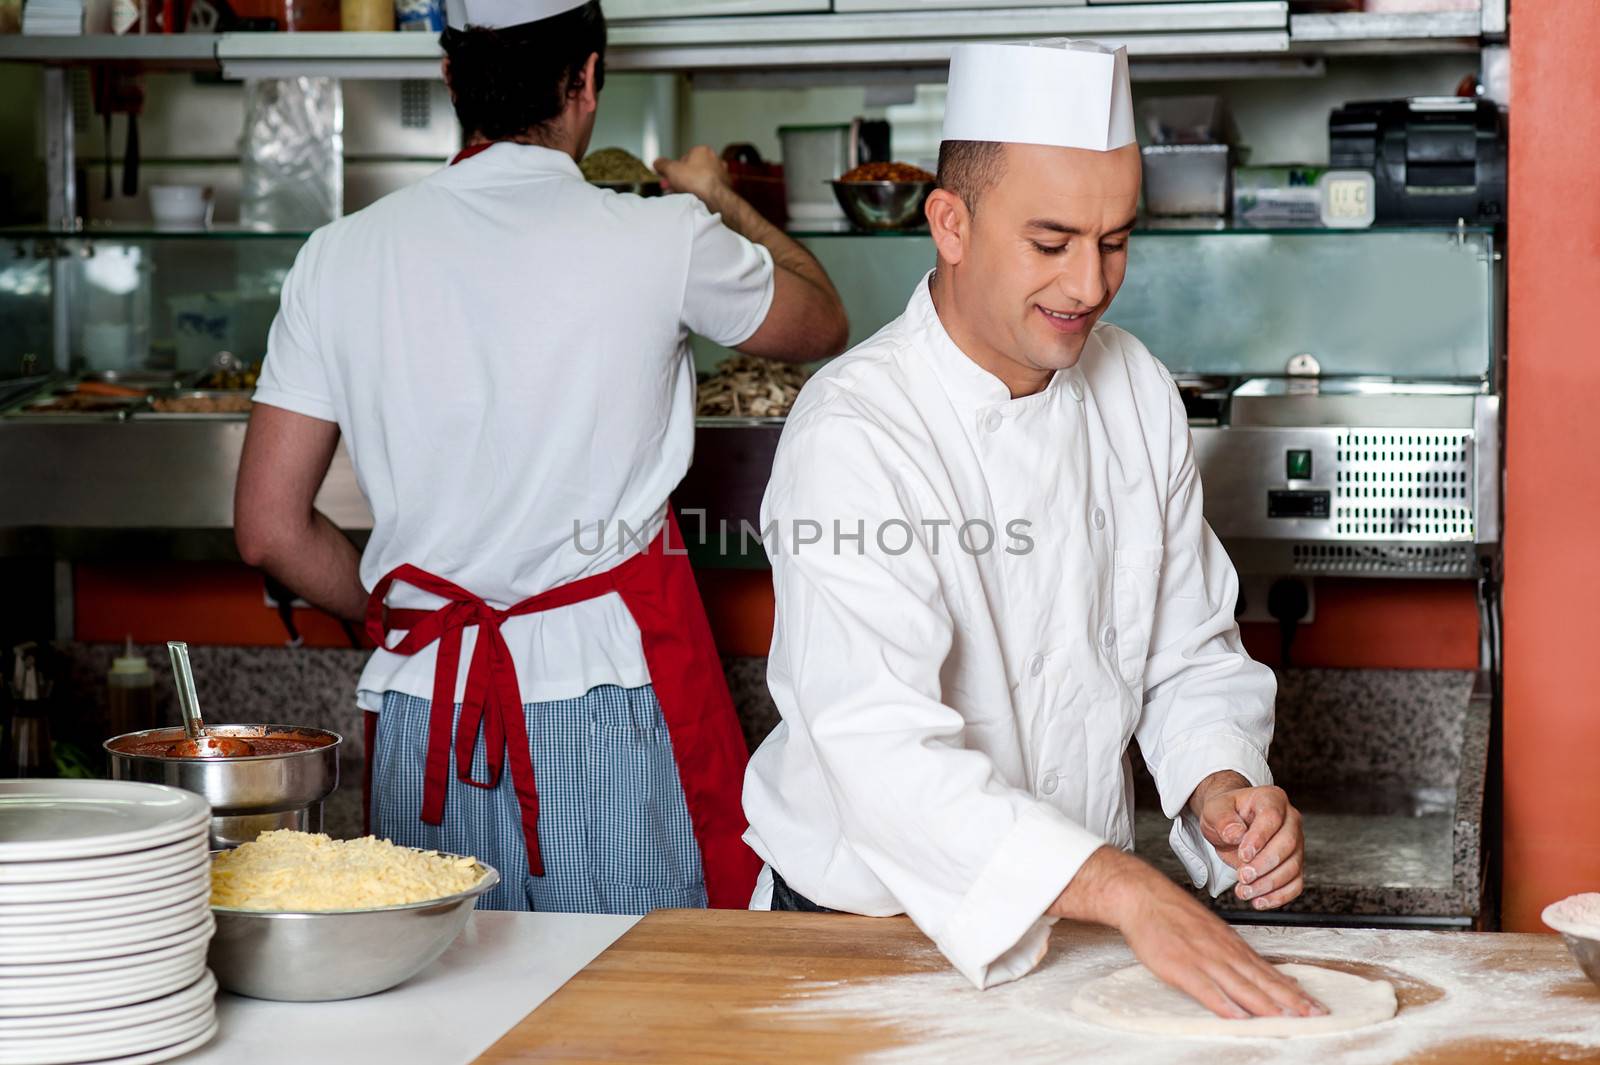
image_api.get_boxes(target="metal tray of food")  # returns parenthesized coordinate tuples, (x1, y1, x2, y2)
(137, 390, 255, 419)
(3, 384, 146, 420)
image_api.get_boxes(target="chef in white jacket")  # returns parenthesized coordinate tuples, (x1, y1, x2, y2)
(744, 39, 1324, 1020)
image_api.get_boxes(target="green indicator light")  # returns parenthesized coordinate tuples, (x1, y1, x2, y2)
(1287, 449, 1313, 480)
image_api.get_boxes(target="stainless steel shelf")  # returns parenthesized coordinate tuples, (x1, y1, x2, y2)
(0, 33, 220, 65)
(0, 1, 1493, 76)
(1289, 10, 1481, 42)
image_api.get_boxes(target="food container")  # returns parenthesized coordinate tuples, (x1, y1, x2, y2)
(149, 185, 215, 230)
(724, 143, 787, 228)
(339, 0, 393, 30)
(1141, 144, 1234, 217)
(105, 725, 341, 850)
(779, 124, 851, 223)
(829, 180, 934, 232)
(1233, 165, 1327, 224)
(137, 390, 255, 419)
(208, 857, 500, 1001)
(6, 386, 144, 420)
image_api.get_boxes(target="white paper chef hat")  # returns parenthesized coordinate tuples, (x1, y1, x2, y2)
(445, 0, 586, 30)
(941, 39, 1136, 152)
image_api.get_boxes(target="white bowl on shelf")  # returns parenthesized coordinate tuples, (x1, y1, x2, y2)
(148, 184, 215, 230)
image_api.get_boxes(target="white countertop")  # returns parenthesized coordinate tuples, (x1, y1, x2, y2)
(178, 912, 639, 1065)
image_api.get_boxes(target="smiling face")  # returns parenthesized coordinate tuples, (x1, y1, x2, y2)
(927, 141, 1142, 397)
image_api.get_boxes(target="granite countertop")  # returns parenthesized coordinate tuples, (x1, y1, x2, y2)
(59, 644, 1490, 922)
(1134, 669, 1490, 922)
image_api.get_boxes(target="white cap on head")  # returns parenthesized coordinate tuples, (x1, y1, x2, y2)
(941, 39, 1135, 152)
(444, 0, 585, 30)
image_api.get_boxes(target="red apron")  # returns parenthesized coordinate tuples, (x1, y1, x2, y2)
(364, 512, 760, 909)
(357, 142, 758, 907)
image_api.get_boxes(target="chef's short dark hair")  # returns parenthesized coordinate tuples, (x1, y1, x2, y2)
(937, 140, 1006, 215)
(440, 0, 607, 143)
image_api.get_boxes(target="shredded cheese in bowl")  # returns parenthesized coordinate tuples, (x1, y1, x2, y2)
(210, 830, 486, 912)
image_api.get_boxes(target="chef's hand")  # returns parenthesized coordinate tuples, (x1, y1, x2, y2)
(1050, 847, 1326, 1020)
(1189, 772, 1305, 911)
(653, 145, 733, 203)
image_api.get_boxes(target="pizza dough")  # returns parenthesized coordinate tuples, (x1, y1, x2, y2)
(1070, 962, 1398, 1038)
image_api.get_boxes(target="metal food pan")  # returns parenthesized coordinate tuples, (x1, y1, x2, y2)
(136, 390, 255, 420)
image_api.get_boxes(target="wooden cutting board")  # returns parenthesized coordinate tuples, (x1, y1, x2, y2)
(474, 909, 1600, 1065)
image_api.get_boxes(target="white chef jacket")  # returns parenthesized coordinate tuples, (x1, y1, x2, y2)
(743, 275, 1275, 990)
(253, 143, 775, 712)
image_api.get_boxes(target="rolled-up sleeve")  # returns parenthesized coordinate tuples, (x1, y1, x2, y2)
(252, 234, 336, 424)
(761, 402, 1104, 990)
(679, 199, 775, 349)
(1134, 374, 1276, 897)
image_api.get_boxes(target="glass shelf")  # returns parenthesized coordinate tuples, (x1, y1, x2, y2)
(2, 220, 1495, 244)
(787, 220, 1497, 239)
(0, 226, 316, 242)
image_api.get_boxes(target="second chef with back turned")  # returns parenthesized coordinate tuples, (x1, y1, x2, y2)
(234, 0, 848, 913)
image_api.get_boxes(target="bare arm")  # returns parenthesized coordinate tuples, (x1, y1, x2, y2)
(234, 403, 367, 623)
(1048, 846, 1324, 1020)
(654, 146, 849, 363)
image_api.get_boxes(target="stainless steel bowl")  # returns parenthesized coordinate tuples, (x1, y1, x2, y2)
(592, 179, 663, 197)
(1559, 933, 1600, 990)
(208, 859, 500, 1001)
(106, 725, 341, 849)
(829, 180, 934, 231)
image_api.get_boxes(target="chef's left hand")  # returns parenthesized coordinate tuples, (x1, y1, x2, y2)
(1188, 772, 1305, 911)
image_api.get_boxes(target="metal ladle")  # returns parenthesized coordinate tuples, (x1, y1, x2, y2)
(166, 640, 253, 758)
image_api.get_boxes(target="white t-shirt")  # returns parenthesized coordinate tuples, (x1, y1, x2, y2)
(253, 143, 776, 711)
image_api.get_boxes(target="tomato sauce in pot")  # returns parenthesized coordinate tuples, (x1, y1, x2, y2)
(116, 732, 333, 759)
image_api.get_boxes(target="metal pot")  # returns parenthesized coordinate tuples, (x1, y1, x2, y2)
(105, 725, 341, 849)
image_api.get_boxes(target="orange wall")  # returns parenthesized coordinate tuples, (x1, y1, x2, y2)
(1500, 9, 1600, 932)
(73, 562, 779, 657)
(77, 561, 1473, 671)
(1239, 580, 1479, 671)
(75, 562, 365, 649)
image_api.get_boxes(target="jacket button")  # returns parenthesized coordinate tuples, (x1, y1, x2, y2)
(1027, 653, 1044, 678)
(983, 410, 1003, 433)
(1041, 771, 1059, 795)
(1092, 507, 1106, 530)
(1101, 626, 1117, 650)
(1068, 377, 1085, 402)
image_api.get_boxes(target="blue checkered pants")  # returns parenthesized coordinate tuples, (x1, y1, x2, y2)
(371, 686, 708, 914)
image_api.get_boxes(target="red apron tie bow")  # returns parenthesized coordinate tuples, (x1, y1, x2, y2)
(364, 513, 761, 905)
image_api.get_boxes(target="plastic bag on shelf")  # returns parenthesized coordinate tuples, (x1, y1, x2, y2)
(240, 77, 344, 232)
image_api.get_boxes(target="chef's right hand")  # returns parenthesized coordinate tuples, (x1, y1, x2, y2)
(1050, 847, 1326, 1020)
(653, 145, 733, 203)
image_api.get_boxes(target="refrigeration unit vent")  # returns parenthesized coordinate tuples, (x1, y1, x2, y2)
(1291, 542, 1476, 577)
(399, 81, 432, 129)
(1333, 430, 1474, 540)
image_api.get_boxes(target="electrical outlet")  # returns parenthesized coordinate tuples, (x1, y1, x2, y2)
(1236, 576, 1316, 625)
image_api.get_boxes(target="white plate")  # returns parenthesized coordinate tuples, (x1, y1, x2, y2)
(0, 879, 209, 924)
(0, 895, 211, 943)
(0, 1000, 214, 1065)
(0, 835, 208, 887)
(0, 952, 206, 1014)
(0, 781, 210, 863)
(0, 913, 213, 966)
(0, 906, 212, 962)
(0, 971, 215, 1037)
(0, 855, 209, 903)
(64, 1017, 218, 1065)
(0, 935, 202, 980)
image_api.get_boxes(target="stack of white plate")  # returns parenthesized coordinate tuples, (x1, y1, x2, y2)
(0, 780, 219, 1065)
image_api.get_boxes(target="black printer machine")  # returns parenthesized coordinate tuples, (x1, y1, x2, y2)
(1329, 97, 1507, 224)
